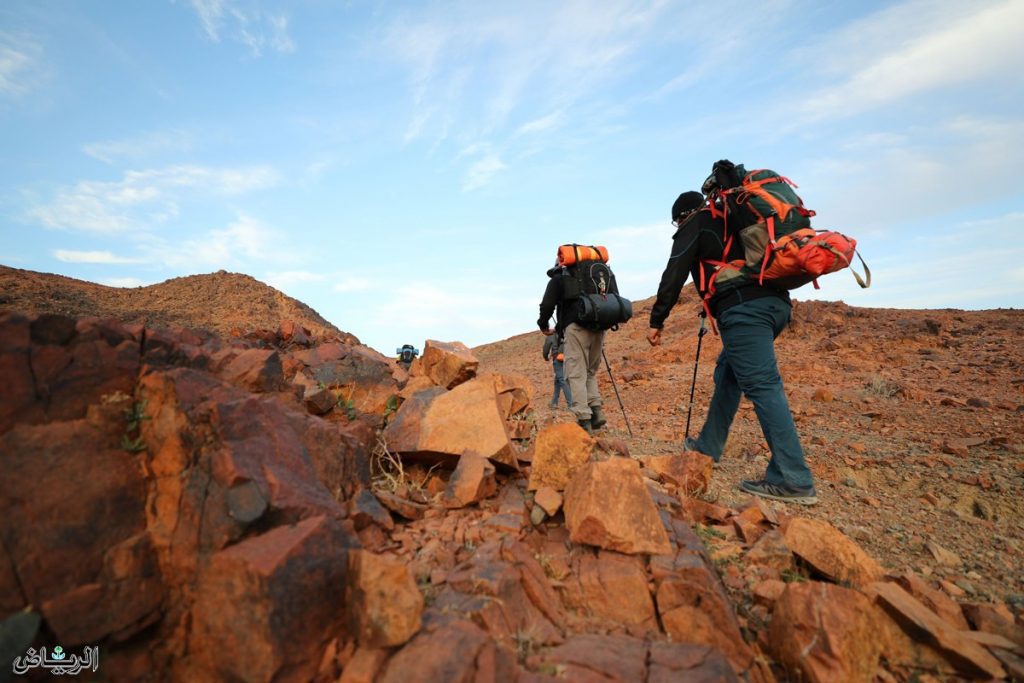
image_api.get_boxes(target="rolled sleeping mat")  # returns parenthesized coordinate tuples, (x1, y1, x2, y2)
(557, 244, 609, 266)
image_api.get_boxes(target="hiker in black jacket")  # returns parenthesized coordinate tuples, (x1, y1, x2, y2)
(538, 264, 606, 434)
(647, 190, 817, 505)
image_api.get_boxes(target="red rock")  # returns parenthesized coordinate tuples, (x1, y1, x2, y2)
(563, 458, 671, 556)
(444, 547, 561, 646)
(419, 339, 479, 389)
(347, 550, 423, 647)
(189, 516, 352, 683)
(962, 602, 1024, 648)
(648, 642, 739, 683)
(528, 422, 595, 492)
(783, 517, 884, 586)
(484, 372, 532, 419)
(375, 490, 428, 520)
(533, 486, 563, 516)
(277, 320, 311, 346)
(0, 414, 157, 644)
(0, 313, 41, 435)
(745, 530, 793, 571)
(925, 540, 961, 568)
(871, 581, 1005, 679)
(644, 452, 713, 495)
(812, 388, 834, 402)
(527, 634, 646, 682)
(570, 550, 657, 629)
(304, 386, 336, 415)
(443, 453, 498, 508)
(220, 348, 286, 392)
(751, 579, 787, 605)
(339, 647, 390, 683)
(680, 497, 732, 524)
(379, 619, 516, 683)
(305, 345, 398, 423)
(383, 378, 518, 469)
(893, 572, 968, 630)
(348, 489, 395, 532)
(500, 539, 567, 632)
(769, 581, 883, 683)
(656, 550, 754, 675)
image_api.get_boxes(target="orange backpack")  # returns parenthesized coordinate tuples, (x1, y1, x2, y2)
(700, 167, 870, 323)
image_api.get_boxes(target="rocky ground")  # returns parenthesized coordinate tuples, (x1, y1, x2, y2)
(2, 267, 1022, 682)
(476, 294, 1024, 607)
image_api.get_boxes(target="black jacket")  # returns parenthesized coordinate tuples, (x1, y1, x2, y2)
(538, 266, 572, 334)
(649, 210, 789, 329)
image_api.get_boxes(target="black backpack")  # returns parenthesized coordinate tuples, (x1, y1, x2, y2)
(561, 259, 633, 331)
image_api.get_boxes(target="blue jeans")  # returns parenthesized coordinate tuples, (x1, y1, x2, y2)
(692, 297, 813, 488)
(551, 360, 572, 406)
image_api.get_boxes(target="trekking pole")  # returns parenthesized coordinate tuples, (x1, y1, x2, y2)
(685, 315, 709, 439)
(601, 349, 633, 438)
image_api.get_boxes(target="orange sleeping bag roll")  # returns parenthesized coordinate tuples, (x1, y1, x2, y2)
(557, 244, 609, 266)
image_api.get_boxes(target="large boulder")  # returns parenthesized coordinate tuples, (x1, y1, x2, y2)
(188, 515, 353, 683)
(346, 550, 423, 648)
(769, 581, 883, 683)
(655, 548, 754, 676)
(563, 458, 671, 555)
(418, 340, 479, 389)
(783, 517, 884, 586)
(0, 399, 160, 642)
(382, 377, 517, 469)
(528, 422, 595, 492)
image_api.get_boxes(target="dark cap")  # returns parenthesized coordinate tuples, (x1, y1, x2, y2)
(671, 191, 704, 222)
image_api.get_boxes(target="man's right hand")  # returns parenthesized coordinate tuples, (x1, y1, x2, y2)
(646, 328, 662, 346)
(542, 328, 555, 336)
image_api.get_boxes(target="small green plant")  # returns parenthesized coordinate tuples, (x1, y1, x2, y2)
(123, 399, 149, 432)
(121, 400, 149, 453)
(383, 394, 400, 419)
(781, 566, 809, 583)
(694, 523, 726, 543)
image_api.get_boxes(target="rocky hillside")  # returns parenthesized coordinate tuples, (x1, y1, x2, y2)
(1, 269, 1023, 682)
(0, 265, 348, 342)
(476, 292, 1024, 605)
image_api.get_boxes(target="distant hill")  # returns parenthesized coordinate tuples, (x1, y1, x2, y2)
(0, 265, 352, 342)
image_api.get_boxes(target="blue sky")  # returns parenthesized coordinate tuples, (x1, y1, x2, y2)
(1, 0, 1021, 354)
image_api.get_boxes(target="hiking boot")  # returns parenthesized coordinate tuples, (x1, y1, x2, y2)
(549, 401, 558, 409)
(577, 418, 594, 435)
(683, 436, 700, 452)
(590, 405, 607, 430)
(739, 479, 818, 506)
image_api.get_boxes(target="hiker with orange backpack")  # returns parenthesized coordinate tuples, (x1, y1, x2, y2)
(646, 174, 819, 505)
(539, 245, 632, 434)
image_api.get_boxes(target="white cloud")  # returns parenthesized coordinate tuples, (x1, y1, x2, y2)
(463, 153, 507, 191)
(516, 110, 565, 136)
(187, 0, 294, 56)
(334, 276, 372, 293)
(29, 164, 280, 234)
(99, 277, 147, 288)
(800, 0, 1024, 121)
(0, 32, 44, 97)
(53, 249, 142, 264)
(82, 129, 195, 164)
(386, 2, 676, 144)
(152, 213, 299, 270)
